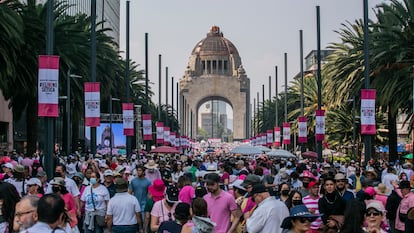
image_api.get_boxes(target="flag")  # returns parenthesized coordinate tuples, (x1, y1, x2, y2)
(164, 127, 170, 145)
(361, 89, 376, 135)
(267, 130, 273, 147)
(283, 122, 290, 145)
(84, 82, 100, 126)
(316, 110, 325, 141)
(142, 114, 152, 141)
(38, 55, 59, 117)
(274, 127, 281, 147)
(156, 122, 164, 144)
(298, 116, 307, 143)
(122, 103, 134, 136)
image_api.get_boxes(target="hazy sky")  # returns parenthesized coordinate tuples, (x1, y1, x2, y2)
(119, 0, 385, 108)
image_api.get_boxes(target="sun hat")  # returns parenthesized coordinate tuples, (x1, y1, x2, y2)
(145, 160, 158, 169)
(280, 205, 322, 229)
(115, 178, 128, 193)
(165, 185, 179, 203)
(14, 165, 25, 173)
(205, 165, 218, 173)
(72, 172, 84, 180)
(299, 171, 316, 181)
(375, 183, 390, 195)
(366, 168, 377, 177)
(115, 165, 126, 174)
(36, 171, 47, 177)
(334, 173, 347, 181)
(231, 179, 246, 191)
(50, 177, 66, 187)
(149, 179, 166, 201)
(27, 178, 42, 187)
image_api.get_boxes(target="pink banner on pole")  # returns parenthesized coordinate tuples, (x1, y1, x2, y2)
(38, 55, 59, 117)
(298, 116, 307, 143)
(361, 89, 376, 135)
(156, 122, 164, 144)
(142, 114, 152, 141)
(84, 82, 100, 126)
(122, 103, 134, 136)
(260, 133, 266, 146)
(283, 122, 291, 145)
(164, 127, 170, 145)
(267, 130, 273, 146)
(274, 127, 281, 147)
(170, 132, 176, 147)
(316, 110, 325, 141)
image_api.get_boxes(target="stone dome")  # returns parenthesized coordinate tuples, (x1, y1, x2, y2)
(186, 26, 242, 77)
(191, 26, 240, 57)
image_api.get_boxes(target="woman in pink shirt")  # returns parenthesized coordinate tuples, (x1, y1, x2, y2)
(178, 175, 195, 205)
(374, 183, 389, 208)
(50, 177, 78, 228)
(392, 180, 414, 232)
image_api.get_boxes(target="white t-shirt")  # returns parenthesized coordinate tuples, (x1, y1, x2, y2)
(107, 192, 141, 225)
(81, 185, 110, 211)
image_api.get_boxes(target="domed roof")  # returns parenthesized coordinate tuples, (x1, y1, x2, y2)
(191, 26, 239, 57)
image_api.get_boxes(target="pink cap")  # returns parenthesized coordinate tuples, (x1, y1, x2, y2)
(239, 174, 246, 180)
(364, 187, 376, 197)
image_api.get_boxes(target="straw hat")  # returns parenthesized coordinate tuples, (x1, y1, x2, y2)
(145, 160, 158, 169)
(375, 183, 390, 195)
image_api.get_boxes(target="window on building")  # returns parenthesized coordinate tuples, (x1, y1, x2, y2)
(212, 60, 217, 73)
(202, 60, 206, 73)
(207, 60, 211, 74)
(0, 122, 7, 143)
(224, 60, 228, 71)
(218, 60, 222, 72)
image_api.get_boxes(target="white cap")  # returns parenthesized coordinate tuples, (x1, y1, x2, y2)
(2, 163, 13, 169)
(27, 178, 42, 187)
(104, 169, 114, 177)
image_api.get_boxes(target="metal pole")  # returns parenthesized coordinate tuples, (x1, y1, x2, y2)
(109, 95, 113, 157)
(275, 66, 278, 127)
(66, 69, 71, 156)
(257, 92, 260, 133)
(262, 84, 265, 129)
(90, 0, 97, 155)
(171, 77, 174, 132)
(165, 67, 169, 127)
(268, 76, 271, 125)
(190, 110, 193, 139)
(316, 6, 322, 161)
(363, 0, 371, 163)
(284, 53, 288, 122)
(300, 30, 304, 116)
(253, 98, 256, 135)
(158, 54, 161, 120)
(145, 33, 150, 151)
(125, 0, 131, 156)
(45, 0, 55, 179)
(353, 98, 356, 160)
(135, 105, 141, 153)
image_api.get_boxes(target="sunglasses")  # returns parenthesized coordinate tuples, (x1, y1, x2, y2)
(297, 217, 314, 223)
(27, 184, 37, 187)
(365, 211, 382, 217)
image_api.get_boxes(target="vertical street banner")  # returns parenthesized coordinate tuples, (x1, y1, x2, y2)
(122, 103, 134, 136)
(267, 130, 273, 147)
(361, 89, 376, 135)
(298, 116, 307, 143)
(260, 133, 266, 146)
(274, 127, 281, 147)
(84, 82, 100, 126)
(156, 122, 164, 144)
(316, 110, 325, 141)
(283, 122, 291, 145)
(142, 114, 152, 141)
(38, 55, 59, 117)
(164, 127, 170, 145)
(170, 132, 176, 147)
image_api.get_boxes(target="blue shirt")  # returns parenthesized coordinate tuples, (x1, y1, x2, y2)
(129, 176, 151, 209)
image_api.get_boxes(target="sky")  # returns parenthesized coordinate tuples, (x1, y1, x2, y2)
(118, 0, 385, 114)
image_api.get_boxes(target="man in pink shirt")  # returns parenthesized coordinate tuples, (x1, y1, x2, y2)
(204, 173, 242, 233)
(393, 180, 414, 232)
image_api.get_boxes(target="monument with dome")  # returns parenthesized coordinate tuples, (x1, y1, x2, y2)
(179, 26, 250, 141)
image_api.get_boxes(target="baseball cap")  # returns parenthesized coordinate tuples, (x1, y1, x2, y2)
(366, 200, 385, 213)
(104, 169, 114, 177)
(165, 186, 179, 202)
(248, 184, 267, 197)
(241, 174, 261, 187)
(2, 163, 13, 169)
(36, 171, 47, 177)
(308, 181, 319, 188)
(27, 178, 42, 187)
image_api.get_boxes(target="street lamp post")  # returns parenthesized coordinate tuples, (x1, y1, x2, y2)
(347, 98, 357, 160)
(134, 105, 142, 153)
(109, 95, 120, 157)
(66, 69, 82, 156)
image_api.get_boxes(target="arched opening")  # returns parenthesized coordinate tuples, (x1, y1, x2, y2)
(196, 97, 233, 142)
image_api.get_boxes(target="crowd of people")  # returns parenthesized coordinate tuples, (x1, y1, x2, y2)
(0, 150, 414, 233)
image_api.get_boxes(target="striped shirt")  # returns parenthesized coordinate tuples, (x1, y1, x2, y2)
(302, 195, 322, 230)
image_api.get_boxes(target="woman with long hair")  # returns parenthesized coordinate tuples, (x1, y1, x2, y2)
(339, 199, 365, 233)
(278, 182, 291, 203)
(285, 190, 303, 210)
(172, 162, 184, 184)
(0, 181, 20, 233)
